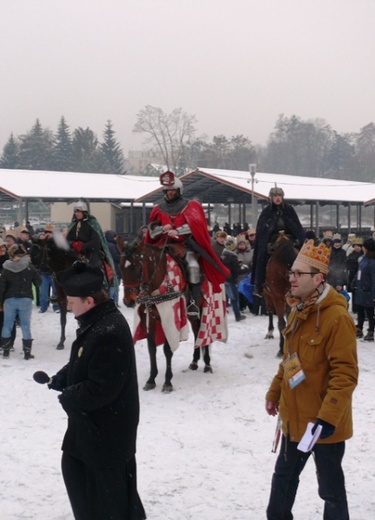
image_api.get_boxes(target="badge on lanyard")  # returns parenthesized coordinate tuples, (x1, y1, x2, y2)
(283, 352, 306, 389)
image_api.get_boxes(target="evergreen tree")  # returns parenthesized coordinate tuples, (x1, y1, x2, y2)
(72, 127, 103, 172)
(18, 119, 54, 170)
(0, 133, 20, 169)
(100, 120, 124, 174)
(52, 116, 74, 171)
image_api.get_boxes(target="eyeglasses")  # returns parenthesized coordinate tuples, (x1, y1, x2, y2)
(288, 270, 316, 278)
(248, 233, 255, 236)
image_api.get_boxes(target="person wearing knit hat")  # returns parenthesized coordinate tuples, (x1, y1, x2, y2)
(327, 233, 347, 288)
(221, 238, 246, 321)
(265, 238, 358, 519)
(43, 261, 146, 520)
(211, 230, 227, 258)
(354, 237, 375, 341)
(0, 242, 41, 360)
(5, 229, 18, 249)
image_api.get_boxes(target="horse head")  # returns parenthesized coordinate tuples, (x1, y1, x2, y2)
(120, 240, 143, 308)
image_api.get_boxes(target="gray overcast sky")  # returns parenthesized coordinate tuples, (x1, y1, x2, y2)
(1, 0, 374, 154)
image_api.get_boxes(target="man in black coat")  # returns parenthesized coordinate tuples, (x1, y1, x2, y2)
(48, 262, 146, 520)
(252, 187, 305, 296)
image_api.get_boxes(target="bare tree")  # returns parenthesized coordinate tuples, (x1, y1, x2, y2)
(133, 105, 197, 174)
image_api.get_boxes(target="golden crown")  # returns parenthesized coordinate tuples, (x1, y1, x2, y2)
(296, 239, 332, 274)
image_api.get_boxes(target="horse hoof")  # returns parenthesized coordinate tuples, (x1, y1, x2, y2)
(203, 365, 213, 373)
(265, 333, 274, 339)
(276, 350, 283, 358)
(56, 344, 64, 350)
(189, 361, 198, 371)
(143, 382, 156, 391)
(162, 384, 173, 393)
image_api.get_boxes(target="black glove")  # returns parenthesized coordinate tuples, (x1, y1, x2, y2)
(48, 373, 67, 392)
(58, 387, 79, 414)
(312, 419, 335, 439)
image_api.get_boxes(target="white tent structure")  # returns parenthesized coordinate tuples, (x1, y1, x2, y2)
(0, 167, 374, 234)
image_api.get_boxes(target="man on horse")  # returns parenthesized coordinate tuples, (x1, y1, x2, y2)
(145, 171, 230, 315)
(252, 186, 305, 297)
(66, 200, 117, 291)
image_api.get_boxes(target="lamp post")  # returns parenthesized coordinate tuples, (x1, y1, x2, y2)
(249, 163, 257, 227)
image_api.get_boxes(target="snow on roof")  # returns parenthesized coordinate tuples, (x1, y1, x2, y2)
(193, 168, 375, 204)
(0, 169, 161, 201)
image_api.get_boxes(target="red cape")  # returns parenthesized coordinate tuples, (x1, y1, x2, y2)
(146, 199, 230, 292)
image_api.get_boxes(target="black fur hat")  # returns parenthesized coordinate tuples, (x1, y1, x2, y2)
(59, 262, 104, 297)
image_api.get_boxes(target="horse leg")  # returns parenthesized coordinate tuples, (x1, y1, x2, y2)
(202, 346, 212, 373)
(189, 347, 200, 371)
(276, 315, 286, 358)
(162, 341, 174, 393)
(265, 311, 274, 339)
(143, 337, 158, 391)
(56, 308, 67, 350)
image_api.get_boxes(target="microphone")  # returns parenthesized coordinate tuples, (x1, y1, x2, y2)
(33, 371, 52, 385)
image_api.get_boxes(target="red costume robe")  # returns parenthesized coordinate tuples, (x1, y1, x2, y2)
(145, 199, 230, 292)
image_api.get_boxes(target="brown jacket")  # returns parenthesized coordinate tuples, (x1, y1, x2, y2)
(266, 285, 358, 444)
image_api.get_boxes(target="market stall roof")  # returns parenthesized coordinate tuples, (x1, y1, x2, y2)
(135, 168, 375, 206)
(0, 169, 161, 203)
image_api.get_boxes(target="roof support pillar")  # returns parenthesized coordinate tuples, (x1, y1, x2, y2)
(315, 202, 319, 237)
(17, 198, 23, 226)
(347, 203, 351, 234)
(336, 203, 340, 231)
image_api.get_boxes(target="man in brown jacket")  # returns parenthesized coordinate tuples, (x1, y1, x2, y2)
(265, 239, 358, 520)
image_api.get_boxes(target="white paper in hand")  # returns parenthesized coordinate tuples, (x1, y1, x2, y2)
(297, 422, 322, 452)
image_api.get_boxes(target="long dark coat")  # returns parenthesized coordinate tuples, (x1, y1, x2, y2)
(354, 255, 375, 307)
(251, 202, 305, 287)
(327, 247, 347, 287)
(51, 299, 140, 467)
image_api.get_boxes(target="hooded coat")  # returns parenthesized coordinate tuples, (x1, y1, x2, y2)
(266, 285, 358, 444)
(0, 255, 41, 302)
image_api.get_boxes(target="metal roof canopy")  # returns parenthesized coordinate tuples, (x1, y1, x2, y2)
(0, 168, 161, 203)
(135, 168, 375, 206)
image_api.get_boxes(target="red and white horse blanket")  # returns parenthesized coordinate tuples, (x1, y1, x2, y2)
(133, 255, 227, 351)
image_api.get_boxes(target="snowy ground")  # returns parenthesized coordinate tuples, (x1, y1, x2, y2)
(1, 292, 374, 520)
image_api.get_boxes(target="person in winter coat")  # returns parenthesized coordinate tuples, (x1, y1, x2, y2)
(236, 237, 252, 311)
(45, 262, 146, 520)
(0, 244, 41, 359)
(327, 234, 347, 288)
(35, 224, 60, 313)
(221, 237, 246, 321)
(265, 239, 358, 520)
(353, 237, 375, 341)
(252, 187, 305, 296)
(211, 230, 227, 258)
(0, 238, 16, 350)
(346, 237, 363, 313)
(104, 229, 121, 305)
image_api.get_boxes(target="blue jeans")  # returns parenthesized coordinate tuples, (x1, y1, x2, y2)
(267, 436, 349, 520)
(225, 281, 241, 320)
(109, 276, 120, 306)
(2, 298, 33, 340)
(40, 273, 59, 312)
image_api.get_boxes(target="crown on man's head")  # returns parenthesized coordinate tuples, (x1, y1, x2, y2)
(296, 239, 332, 274)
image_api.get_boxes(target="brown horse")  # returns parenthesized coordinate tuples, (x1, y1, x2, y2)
(36, 236, 76, 350)
(120, 238, 213, 392)
(263, 234, 298, 357)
